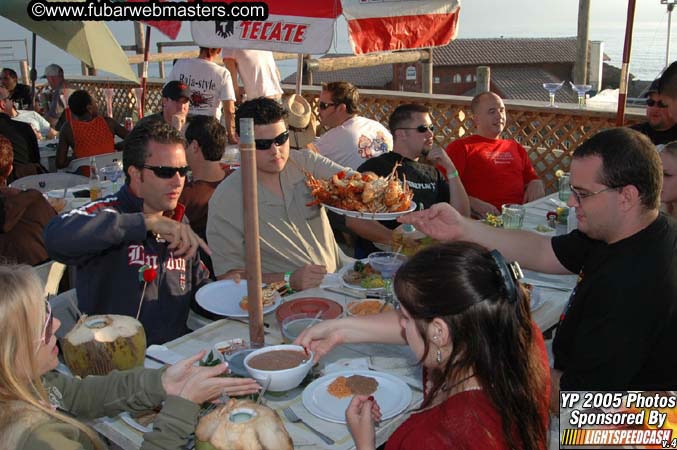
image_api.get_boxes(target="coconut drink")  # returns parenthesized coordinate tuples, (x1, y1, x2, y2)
(196, 399, 292, 450)
(61, 314, 146, 377)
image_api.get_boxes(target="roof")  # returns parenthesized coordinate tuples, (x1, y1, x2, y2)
(433, 37, 579, 66)
(282, 54, 392, 88)
(489, 66, 579, 103)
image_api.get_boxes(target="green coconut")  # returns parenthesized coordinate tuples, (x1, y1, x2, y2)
(61, 314, 146, 377)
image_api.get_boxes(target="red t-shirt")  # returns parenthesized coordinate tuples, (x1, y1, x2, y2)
(445, 135, 539, 210)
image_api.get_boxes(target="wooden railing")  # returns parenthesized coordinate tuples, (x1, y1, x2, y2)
(58, 76, 644, 193)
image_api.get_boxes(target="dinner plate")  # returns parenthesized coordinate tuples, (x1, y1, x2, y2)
(195, 280, 282, 318)
(337, 260, 384, 292)
(322, 202, 416, 220)
(302, 370, 411, 424)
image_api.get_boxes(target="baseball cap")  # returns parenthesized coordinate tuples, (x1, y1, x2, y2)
(162, 81, 191, 101)
(41, 64, 63, 78)
(643, 79, 660, 98)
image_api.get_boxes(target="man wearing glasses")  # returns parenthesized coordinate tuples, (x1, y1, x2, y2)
(630, 79, 677, 145)
(402, 127, 677, 402)
(45, 123, 212, 345)
(309, 81, 392, 169)
(207, 97, 350, 291)
(346, 103, 469, 257)
(444, 92, 544, 218)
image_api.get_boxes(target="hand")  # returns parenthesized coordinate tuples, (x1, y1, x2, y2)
(294, 318, 346, 363)
(144, 215, 211, 259)
(346, 395, 381, 450)
(425, 146, 454, 173)
(523, 179, 545, 203)
(162, 351, 261, 404)
(398, 202, 465, 242)
(290, 264, 327, 291)
(469, 197, 500, 218)
(228, 128, 239, 145)
(171, 114, 186, 133)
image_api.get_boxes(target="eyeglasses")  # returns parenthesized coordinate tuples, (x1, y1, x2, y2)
(39, 300, 54, 346)
(254, 130, 289, 150)
(318, 101, 336, 110)
(647, 99, 667, 108)
(142, 165, 190, 179)
(569, 184, 620, 203)
(397, 124, 435, 133)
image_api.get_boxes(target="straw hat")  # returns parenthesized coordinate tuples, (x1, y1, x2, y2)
(283, 94, 316, 150)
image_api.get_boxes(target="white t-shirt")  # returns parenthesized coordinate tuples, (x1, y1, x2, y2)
(168, 58, 235, 120)
(13, 110, 51, 137)
(221, 49, 283, 99)
(311, 116, 393, 169)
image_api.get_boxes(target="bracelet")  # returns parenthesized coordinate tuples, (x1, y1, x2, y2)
(448, 169, 459, 179)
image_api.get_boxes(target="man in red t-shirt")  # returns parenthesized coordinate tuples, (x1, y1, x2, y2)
(445, 92, 544, 217)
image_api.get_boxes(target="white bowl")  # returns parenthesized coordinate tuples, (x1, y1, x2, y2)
(244, 344, 313, 392)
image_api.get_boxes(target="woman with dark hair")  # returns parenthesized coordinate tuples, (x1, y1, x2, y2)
(297, 242, 550, 450)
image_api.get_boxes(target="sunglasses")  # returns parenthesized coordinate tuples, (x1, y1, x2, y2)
(39, 300, 54, 346)
(254, 130, 289, 150)
(142, 165, 190, 179)
(647, 99, 667, 108)
(318, 101, 337, 110)
(398, 124, 435, 133)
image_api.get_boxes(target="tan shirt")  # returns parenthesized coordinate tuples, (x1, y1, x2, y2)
(207, 149, 347, 276)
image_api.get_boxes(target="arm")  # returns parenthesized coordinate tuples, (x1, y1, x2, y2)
(223, 57, 242, 103)
(55, 124, 72, 169)
(222, 100, 237, 144)
(426, 147, 470, 217)
(523, 179, 545, 203)
(346, 216, 393, 245)
(469, 195, 500, 218)
(106, 116, 129, 140)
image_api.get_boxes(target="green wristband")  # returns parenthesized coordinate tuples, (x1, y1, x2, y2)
(448, 169, 459, 179)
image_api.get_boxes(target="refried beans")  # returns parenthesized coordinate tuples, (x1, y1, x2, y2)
(248, 350, 307, 370)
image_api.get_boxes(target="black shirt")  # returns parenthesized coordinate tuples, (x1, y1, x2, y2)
(0, 112, 39, 164)
(552, 214, 677, 390)
(10, 83, 33, 110)
(629, 122, 677, 146)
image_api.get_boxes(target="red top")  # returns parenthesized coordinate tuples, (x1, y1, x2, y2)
(66, 109, 115, 160)
(444, 135, 539, 210)
(386, 322, 550, 450)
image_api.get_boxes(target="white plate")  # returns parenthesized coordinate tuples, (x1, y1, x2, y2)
(120, 412, 153, 433)
(302, 370, 411, 424)
(322, 202, 416, 220)
(337, 260, 384, 292)
(195, 279, 282, 318)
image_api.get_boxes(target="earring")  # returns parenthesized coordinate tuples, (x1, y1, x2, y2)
(436, 349, 442, 364)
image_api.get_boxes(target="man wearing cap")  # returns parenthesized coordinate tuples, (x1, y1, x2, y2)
(133, 81, 191, 132)
(309, 81, 392, 170)
(630, 79, 677, 146)
(283, 94, 317, 151)
(40, 63, 67, 130)
(1, 68, 32, 110)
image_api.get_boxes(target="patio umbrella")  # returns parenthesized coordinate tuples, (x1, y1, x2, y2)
(0, 0, 139, 83)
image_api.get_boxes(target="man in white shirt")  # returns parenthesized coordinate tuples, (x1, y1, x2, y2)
(0, 87, 57, 140)
(309, 81, 392, 169)
(222, 49, 283, 103)
(168, 47, 237, 143)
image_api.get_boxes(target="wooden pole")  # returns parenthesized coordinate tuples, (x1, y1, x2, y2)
(302, 55, 313, 87)
(304, 50, 428, 73)
(295, 54, 304, 95)
(616, 0, 637, 127)
(239, 118, 265, 348)
(140, 26, 151, 117)
(476, 66, 490, 93)
(133, 22, 145, 78)
(574, 0, 591, 85)
(421, 49, 433, 94)
(19, 60, 29, 85)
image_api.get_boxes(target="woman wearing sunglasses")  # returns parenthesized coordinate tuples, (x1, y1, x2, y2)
(0, 264, 261, 450)
(297, 242, 550, 450)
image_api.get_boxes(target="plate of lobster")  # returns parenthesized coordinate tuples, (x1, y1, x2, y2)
(305, 165, 416, 220)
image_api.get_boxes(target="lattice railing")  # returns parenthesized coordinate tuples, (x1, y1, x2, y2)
(63, 77, 644, 193)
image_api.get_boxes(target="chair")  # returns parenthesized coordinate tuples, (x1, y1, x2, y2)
(63, 151, 123, 175)
(8, 173, 89, 193)
(34, 260, 67, 297)
(49, 289, 81, 338)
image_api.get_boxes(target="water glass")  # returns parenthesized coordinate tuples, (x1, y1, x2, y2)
(558, 172, 571, 202)
(501, 204, 525, 229)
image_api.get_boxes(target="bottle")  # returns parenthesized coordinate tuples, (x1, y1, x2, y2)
(89, 156, 101, 201)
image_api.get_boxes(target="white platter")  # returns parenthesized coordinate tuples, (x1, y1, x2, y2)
(337, 259, 384, 293)
(302, 370, 411, 424)
(195, 279, 282, 318)
(322, 202, 416, 220)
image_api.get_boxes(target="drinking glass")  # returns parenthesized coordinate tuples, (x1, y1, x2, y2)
(569, 82, 592, 108)
(542, 81, 565, 107)
(368, 252, 407, 308)
(501, 204, 525, 230)
(558, 172, 571, 202)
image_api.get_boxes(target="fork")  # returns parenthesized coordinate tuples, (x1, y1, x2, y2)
(282, 406, 335, 445)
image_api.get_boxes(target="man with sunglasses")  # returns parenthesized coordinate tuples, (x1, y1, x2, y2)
(208, 97, 350, 291)
(630, 79, 677, 145)
(444, 92, 544, 218)
(45, 122, 212, 345)
(346, 103, 469, 257)
(402, 127, 677, 403)
(309, 81, 392, 169)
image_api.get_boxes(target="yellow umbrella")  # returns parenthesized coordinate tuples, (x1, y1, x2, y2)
(0, 0, 138, 83)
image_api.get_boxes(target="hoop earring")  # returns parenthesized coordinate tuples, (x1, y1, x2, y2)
(436, 349, 442, 364)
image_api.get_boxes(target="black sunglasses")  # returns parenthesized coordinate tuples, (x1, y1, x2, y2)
(254, 130, 289, 150)
(647, 99, 667, 108)
(142, 165, 190, 179)
(398, 124, 435, 133)
(318, 101, 337, 110)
